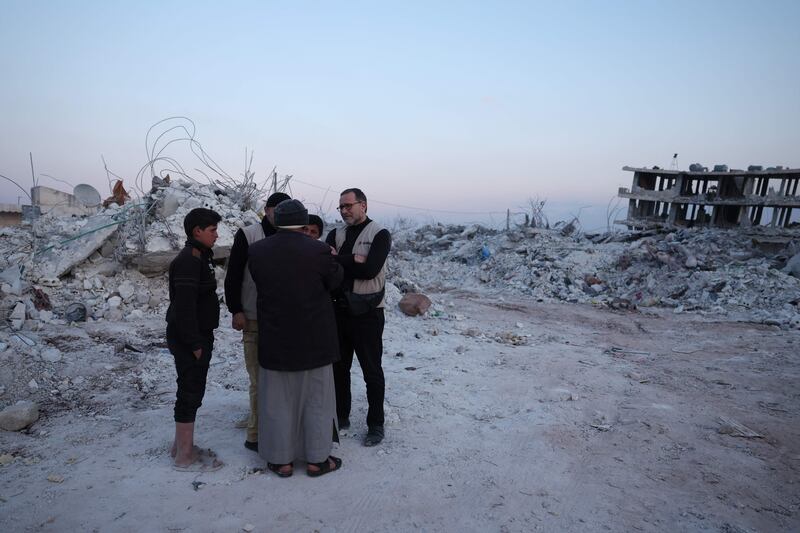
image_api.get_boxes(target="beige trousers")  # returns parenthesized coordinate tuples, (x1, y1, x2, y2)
(242, 319, 260, 442)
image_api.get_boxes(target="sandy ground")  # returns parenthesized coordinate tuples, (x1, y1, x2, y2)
(1, 289, 798, 532)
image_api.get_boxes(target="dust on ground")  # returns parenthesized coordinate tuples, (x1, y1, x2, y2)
(1, 287, 798, 532)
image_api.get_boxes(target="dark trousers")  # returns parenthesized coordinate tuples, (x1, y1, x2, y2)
(167, 326, 214, 423)
(333, 308, 385, 427)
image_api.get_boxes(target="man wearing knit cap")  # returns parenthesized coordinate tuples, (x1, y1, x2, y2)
(248, 199, 344, 477)
(224, 191, 290, 452)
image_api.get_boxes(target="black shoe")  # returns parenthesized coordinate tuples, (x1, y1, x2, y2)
(363, 426, 384, 447)
(244, 440, 258, 452)
(338, 417, 350, 430)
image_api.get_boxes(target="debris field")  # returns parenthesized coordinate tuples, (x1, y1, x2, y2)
(1, 178, 799, 532)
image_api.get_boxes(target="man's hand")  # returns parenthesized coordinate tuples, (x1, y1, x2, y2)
(193, 348, 202, 360)
(232, 312, 246, 331)
(330, 246, 338, 255)
(354, 254, 367, 264)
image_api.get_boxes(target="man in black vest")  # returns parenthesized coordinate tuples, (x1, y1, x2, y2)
(224, 192, 290, 452)
(325, 188, 392, 447)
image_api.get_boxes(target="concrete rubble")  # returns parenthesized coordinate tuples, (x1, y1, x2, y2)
(391, 222, 800, 329)
(0, 178, 798, 436)
(0, 179, 268, 423)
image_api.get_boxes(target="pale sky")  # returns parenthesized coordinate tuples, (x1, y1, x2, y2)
(1, 0, 798, 230)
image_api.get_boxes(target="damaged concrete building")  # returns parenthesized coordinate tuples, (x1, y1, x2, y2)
(617, 166, 800, 229)
(31, 185, 100, 218)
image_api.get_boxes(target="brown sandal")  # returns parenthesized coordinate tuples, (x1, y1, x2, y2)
(267, 462, 293, 478)
(307, 456, 342, 477)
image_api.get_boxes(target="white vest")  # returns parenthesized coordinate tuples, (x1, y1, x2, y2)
(239, 223, 265, 320)
(335, 221, 387, 308)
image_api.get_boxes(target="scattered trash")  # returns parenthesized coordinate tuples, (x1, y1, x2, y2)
(46, 474, 64, 483)
(605, 347, 651, 357)
(64, 303, 87, 323)
(494, 331, 528, 346)
(625, 372, 649, 383)
(31, 288, 52, 311)
(716, 416, 763, 438)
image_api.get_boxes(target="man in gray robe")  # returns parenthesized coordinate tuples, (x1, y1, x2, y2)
(248, 199, 344, 477)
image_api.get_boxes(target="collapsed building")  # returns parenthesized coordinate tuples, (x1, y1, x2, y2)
(618, 165, 800, 229)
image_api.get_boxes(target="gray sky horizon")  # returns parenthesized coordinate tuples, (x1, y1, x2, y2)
(1, 1, 798, 231)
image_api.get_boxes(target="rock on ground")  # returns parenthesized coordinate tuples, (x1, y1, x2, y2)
(0, 401, 39, 431)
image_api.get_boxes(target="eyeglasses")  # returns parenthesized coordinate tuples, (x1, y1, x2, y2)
(337, 201, 363, 212)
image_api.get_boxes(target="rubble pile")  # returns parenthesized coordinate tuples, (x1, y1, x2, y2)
(139, 180, 260, 254)
(391, 223, 800, 328)
(0, 180, 263, 329)
(0, 179, 264, 415)
(1, 178, 799, 430)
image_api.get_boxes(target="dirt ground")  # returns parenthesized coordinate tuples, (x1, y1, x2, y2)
(1, 289, 798, 532)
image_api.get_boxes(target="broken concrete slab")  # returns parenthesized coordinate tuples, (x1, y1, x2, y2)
(36, 212, 123, 279)
(8, 302, 26, 330)
(0, 265, 25, 295)
(131, 245, 231, 276)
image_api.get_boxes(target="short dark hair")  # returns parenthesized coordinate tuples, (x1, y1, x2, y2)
(183, 208, 221, 238)
(308, 214, 323, 236)
(340, 188, 366, 203)
(265, 192, 291, 208)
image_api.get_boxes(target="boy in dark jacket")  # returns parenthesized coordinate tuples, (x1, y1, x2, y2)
(166, 208, 223, 471)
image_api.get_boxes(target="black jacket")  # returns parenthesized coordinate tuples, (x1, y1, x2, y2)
(166, 240, 220, 349)
(224, 217, 277, 314)
(248, 230, 343, 371)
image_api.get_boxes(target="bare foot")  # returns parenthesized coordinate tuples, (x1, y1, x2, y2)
(173, 447, 202, 468)
(170, 443, 216, 459)
(173, 456, 224, 472)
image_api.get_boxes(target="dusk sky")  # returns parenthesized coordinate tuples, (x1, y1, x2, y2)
(1, 1, 798, 230)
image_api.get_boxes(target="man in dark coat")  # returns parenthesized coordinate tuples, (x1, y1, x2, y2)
(248, 199, 344, 477)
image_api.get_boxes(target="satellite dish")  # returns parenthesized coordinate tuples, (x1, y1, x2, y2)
(73, 184, 102, 207)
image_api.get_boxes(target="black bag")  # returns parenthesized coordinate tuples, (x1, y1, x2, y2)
(343, 288, 385, 316)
